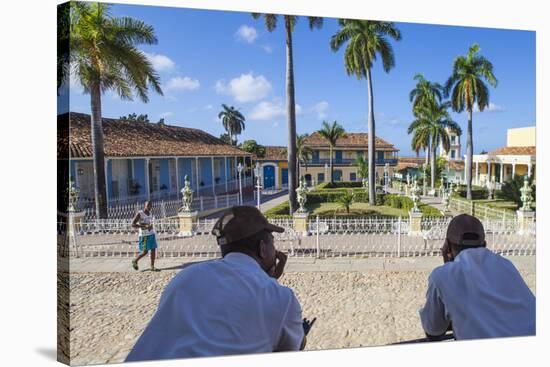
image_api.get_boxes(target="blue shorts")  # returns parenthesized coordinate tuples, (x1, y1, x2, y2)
(138, 234, 158, 252)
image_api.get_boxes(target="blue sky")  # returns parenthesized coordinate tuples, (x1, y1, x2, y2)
(62, 3, 536, 156)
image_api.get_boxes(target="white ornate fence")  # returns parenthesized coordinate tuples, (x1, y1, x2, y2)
(58, 216, 535, 259)
(449, 197, 518, 221)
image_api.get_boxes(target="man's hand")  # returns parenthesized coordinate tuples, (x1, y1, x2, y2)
(269, 251, 288, 279)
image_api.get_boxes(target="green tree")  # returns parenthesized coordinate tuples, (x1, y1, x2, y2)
(219, 133, 235, 146)
(408, 100, 462, 189)
(444, 43, 497, 200)
(337, 191, 355, 214)
(498, 175, 536, 209)
(252, 13, 323, 213)
(353, 154, 369, 181)
(218, 104, 245, 146)
(67, 2, 162, 218)
(317, 121, 346, 185)
(240, 140, 266, 158)
(296, 134, 313, 180)
(120, 113, 150, 123)
(331, 19, 401, 205)
(409, 73, 444, 180)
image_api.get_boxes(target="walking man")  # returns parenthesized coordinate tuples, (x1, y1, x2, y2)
(419, 214, 535, 340)
(131, 201, 159, 272)
(126, 206, 310, 362)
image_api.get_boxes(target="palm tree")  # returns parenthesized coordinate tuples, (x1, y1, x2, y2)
(218, 104, 245, 146)
(337, 191, 355, 214)
(409, 73, 444, 193)
(444, 43, 497, 200)
(353, 154, 369, 185)
(67, 2, 162, 218)
(296, 134, 313, 180)
(408, 100, 462, 189)
(331, 20, 401, 205)
(252, 13, 323, 213)
(317, 121, 346, 185)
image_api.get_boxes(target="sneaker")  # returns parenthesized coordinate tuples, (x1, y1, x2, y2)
(132, 259, 138, 271)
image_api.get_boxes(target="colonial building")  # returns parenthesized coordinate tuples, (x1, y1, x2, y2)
(59, 112, 253, 206)
(439, 127, 462, 161)
(255, 146, 288, 190)
(472, 126, 536, 186)
(299, 133, 399, 184)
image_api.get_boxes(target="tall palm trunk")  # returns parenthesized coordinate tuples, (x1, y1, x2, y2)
(466, 109, 473, 200)
(90, 83, 108, 218)
(285, 17, 298, 213)
(423, 144, 430, 195)
(431, 143, 437, 189)
(329, 145, 334, 184)
(366, 67, 376, 205)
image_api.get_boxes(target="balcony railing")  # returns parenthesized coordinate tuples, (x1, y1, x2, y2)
(302, 158, 398, 166)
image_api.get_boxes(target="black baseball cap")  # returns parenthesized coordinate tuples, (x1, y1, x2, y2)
(211, 206, 284, 246)
(446, 214, 486, 247)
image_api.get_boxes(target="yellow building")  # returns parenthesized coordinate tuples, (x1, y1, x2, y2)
(472, 126, 536, 186)
(255, 146, 289, 189)
(299, 132, 399, 184)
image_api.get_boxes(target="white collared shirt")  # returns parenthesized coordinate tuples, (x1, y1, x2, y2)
(419, 247, 535, 340)
(126, 252, 304, 362)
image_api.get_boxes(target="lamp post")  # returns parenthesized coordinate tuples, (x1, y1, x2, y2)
(237, 163, 243, 205)
(254, 162, 262, 209)
(384, 163, 389, 193)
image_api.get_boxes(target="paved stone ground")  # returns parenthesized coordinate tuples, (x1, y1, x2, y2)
(62, 256, 535, 365)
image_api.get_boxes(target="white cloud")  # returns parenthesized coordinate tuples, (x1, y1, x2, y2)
(249, 98, 302, 120)
(312, 101, 329, 119)
(165, 76, 200, 91)
(474, 102, 504, 113)
(159, 112, 174, 119)
(144, 52, 175, 72)
(261, 45, 273, 53)
(203, 104, 213, 110)
(215, 72, 272, 102)
(235, 25, 258, 43)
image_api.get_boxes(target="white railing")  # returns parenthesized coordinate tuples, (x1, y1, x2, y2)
(449, 197, 518, 221)
(59, 216, 534, 259)
(82, 192, 248, 220)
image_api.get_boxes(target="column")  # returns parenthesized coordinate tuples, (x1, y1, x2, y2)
(211, 156, 216, 196)
(512, 163, 516, 177)
(224, 156, 229, 193)
(195, 157, 200, 194)
(500, 163, 504, 183)
(487, 161, 491, 183)
(475, 162, 479, 185)
(175, 157, 180, 194)
(144, 158, 151, 200)
(463, 162, 467, 184)
(105, 158, 110, 202)
(528, 163, 532, 178)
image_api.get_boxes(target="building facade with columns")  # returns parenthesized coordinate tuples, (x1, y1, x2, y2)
(439, 127, 462, 161)
(60, 112, 253, 206)
(255, 146, 289, 190)
(299, 132, 399, 184)
(472, 126, 536, 186)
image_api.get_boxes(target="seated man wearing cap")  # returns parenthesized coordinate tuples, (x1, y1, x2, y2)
(126, 206, 307, 362)
(419, 214, 535, 341)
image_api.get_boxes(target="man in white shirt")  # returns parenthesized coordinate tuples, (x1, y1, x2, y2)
(419, 214, 535, 340)
(126, 206, 309, 362)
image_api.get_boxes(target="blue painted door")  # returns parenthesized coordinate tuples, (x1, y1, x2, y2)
(333, 170, 342, 181)
(335, 150, 343, 163)
(263, 165, 275, 189)
(281, 168, 288, 186)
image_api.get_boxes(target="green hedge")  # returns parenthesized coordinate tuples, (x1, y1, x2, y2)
(382, 194, 442, 217)
(455, 185, 488, 200)
(263, 201, 292, 218)
(316, 182, 363, 189)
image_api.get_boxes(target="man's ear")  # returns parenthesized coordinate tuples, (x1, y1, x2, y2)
(257, 240, 267, 259)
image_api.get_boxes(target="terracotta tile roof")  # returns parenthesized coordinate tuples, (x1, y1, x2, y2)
(255, 146, 287, 161)
(58, 112, 251, 159)
(395, 157, 423, 171)
(303, 132, 398, 151)
(447, 160, 464, 170)
(489, 146, 536, 156)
